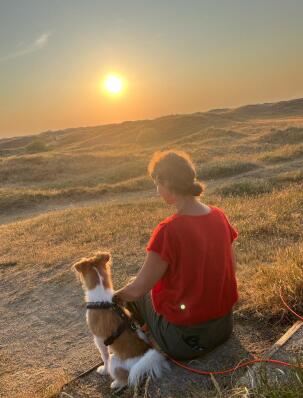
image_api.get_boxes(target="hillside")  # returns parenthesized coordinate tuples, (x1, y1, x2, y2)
(0, 97, 302, 218)
(0, 97, 303, 397)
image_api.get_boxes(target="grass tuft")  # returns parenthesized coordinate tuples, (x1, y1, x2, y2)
(260, 127, 303, 145)
(238, 242, 303, 322)
(259, 144, 303, 163)
(252, 362, 303, 398)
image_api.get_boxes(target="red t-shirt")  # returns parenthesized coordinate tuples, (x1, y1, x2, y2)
(146, 205, 238, 325)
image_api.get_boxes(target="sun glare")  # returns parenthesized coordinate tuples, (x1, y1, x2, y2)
(103, 75, 123, 95)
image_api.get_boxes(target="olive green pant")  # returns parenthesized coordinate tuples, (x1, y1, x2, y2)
(127, 293, 233, 360)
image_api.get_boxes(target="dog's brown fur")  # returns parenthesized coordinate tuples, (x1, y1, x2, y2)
(73, 251, 150, 360)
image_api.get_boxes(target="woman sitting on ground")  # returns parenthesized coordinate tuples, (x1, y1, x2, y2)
(114, 149, 238, 360)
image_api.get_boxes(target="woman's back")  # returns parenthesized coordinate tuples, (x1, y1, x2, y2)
(146, 205, 238, 325)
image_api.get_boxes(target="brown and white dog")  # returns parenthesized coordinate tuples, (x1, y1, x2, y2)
(72, 251, 169, 390)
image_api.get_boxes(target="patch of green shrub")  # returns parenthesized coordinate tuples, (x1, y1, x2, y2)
(198, 160, 257, 180)
(216, 180, 275, 197)
(25, 140, 49, 153)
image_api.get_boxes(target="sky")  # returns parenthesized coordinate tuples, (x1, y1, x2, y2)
(0, 0, 303, 138)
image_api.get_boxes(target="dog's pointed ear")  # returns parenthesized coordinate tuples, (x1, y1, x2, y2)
(95, 251, 111, 265)
(72, 258, 90, 273)
(102, 252, 111, 263)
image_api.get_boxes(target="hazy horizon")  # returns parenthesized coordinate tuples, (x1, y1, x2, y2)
(1, 0, 303, 138)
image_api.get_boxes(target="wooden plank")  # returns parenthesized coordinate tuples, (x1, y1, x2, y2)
(266, 321, 303, 358)
(237, 321, 303, 388)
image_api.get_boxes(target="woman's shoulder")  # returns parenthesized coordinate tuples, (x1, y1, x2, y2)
(148, 217, 174, 245)
(208, 205, 227, 217)
(156, 215, 176, 231)
(209, 204, 223, 214)
(151, 215, 179, 237)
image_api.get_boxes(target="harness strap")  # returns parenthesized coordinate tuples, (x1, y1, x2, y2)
(86, 301, 138, 346)
(86, 302, 113, 310)
(104, 321, 129, 346)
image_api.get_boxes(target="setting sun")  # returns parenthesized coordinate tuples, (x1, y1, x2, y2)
(103, 75, 123, 95)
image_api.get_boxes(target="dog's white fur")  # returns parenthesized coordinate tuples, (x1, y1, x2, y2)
(74, 254, 169, 390)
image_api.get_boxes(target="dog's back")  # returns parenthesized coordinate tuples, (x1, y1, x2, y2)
(87, 307, 150, 359)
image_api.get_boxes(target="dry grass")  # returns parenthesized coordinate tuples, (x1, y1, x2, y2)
(2, 368, 69, 398)
(197, 159, 258, 180)
(215, 179, 276, 197)
(1, 116, 302, 216)
(239, 242, 303, 321)
(1, 184, 302, 322)
(1, 111, 303, 397)
(272, 170, 303, 184)
(0, 176, 153, 214)
(259, 127, 303, 145)
(0, 197, 169, 277)
(0, 151, 146, 188)
(258, 143, 303, 164)
(223, 183, 303, 321)
(224, 184, 303, 268)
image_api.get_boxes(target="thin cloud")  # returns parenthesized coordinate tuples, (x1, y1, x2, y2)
(34, 32, 51, 48)
(0, 32, 52, 63)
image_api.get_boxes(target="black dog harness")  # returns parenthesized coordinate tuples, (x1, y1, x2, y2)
(86, 301, 138, 346)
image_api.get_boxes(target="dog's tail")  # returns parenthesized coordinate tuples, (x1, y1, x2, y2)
(128, 348, 170, 386)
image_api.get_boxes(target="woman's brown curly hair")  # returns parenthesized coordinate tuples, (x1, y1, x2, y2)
(148, 150, 205, 196)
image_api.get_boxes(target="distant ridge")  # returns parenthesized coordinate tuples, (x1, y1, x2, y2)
(0, 97, 302, 151)
(228, 97, 303, 119)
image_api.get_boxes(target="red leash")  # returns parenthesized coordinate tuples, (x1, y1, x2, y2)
(158, 290, 303, 375)
(279, 289, 303, 322)
(167, 356, 303, 376)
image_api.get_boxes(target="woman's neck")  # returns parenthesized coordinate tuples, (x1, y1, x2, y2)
(174, 196, 204, 215)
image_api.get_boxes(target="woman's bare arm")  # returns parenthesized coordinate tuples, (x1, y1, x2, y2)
(114, 251, 168, 302)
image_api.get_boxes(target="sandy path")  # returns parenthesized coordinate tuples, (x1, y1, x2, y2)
(61, 319, 285, 398)
(0, 189, 156, 226)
